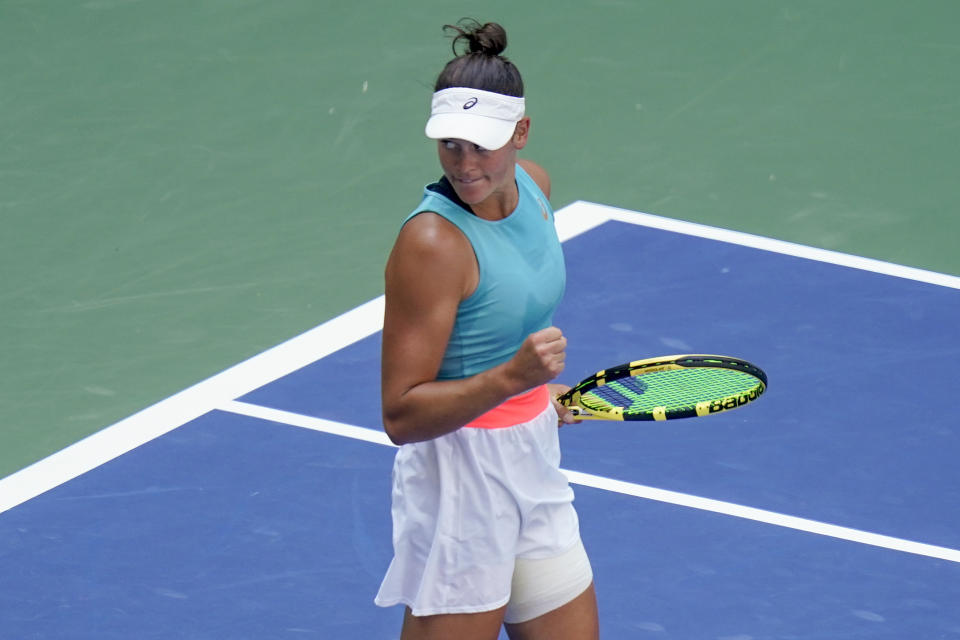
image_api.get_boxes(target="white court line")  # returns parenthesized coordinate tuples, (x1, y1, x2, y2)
(222, 400, 396, 448)
(558, 201, 960, 289)
(2, 200, 957, 534)
(0, 296, 386, 514)
(222, 399, 960, 565)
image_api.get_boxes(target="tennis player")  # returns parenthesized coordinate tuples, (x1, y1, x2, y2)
(374, 19, 599, 640)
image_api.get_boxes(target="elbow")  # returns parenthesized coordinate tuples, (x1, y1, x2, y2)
(382, 391, 452, 445)
(382, 410, 414, 446)
(383, 422, 407, 446)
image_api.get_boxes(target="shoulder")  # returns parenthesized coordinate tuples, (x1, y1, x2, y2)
(517, 159, 551, 199)
(397, 211, 468, 251)
(387, 211, 475, 296)
(394, 211, 471, 260)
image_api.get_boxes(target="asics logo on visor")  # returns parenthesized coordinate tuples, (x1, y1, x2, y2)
(462, 97, 478, 109)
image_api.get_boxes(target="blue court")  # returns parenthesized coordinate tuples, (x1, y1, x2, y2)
(3, 203, 959, 639)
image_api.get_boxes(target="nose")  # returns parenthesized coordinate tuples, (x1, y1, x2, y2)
(450, 149, 481, 177)
(458, 145, 481, 165)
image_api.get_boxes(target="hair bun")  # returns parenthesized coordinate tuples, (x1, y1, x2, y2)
(445, 19, 507, 57)
(434, 18, 523, 96)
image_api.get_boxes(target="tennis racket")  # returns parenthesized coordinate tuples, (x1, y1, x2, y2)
(557, 354, 767, 421)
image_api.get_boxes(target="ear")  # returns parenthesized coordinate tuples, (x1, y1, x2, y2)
(511, 117, 531, 149)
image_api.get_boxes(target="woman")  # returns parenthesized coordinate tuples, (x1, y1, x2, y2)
(374, 19, 599, 640)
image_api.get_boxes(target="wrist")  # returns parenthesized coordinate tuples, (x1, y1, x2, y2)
(481, 361, 527, 401)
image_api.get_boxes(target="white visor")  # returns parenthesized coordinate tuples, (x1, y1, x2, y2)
(425, 87, 525, 151)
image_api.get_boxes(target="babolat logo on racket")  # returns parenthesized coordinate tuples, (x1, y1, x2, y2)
(708, 384, 765, 414)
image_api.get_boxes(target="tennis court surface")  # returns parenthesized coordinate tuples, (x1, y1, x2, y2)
(3, 202, 959, 639)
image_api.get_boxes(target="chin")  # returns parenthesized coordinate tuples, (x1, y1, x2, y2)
(453, 183, 489, 205)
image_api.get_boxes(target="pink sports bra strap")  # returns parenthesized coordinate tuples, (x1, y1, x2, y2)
(464, 385, 551, 430)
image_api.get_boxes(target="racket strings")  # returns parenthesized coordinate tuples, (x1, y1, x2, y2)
(583, 369, 761, 415)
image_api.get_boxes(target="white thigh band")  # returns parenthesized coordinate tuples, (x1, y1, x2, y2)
(503, 539, 593, 624)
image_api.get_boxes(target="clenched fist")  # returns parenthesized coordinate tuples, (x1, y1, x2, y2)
(505, 326, 567, 393)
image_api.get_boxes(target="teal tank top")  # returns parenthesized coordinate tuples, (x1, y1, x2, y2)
(404, 164, 566, 380)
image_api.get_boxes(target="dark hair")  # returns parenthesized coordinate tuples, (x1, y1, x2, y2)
(434, 19, 524, 97)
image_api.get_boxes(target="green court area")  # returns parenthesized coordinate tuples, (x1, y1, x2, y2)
(2, 0, 957, 478)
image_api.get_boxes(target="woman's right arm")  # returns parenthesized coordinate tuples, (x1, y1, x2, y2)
(380, 213, 567, 445)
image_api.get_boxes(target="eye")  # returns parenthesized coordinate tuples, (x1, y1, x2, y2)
(441, 139, 459, 151)
(473, 144, 489, 154)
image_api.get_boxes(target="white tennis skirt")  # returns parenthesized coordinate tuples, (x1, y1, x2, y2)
(374, 404, 582, 617)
